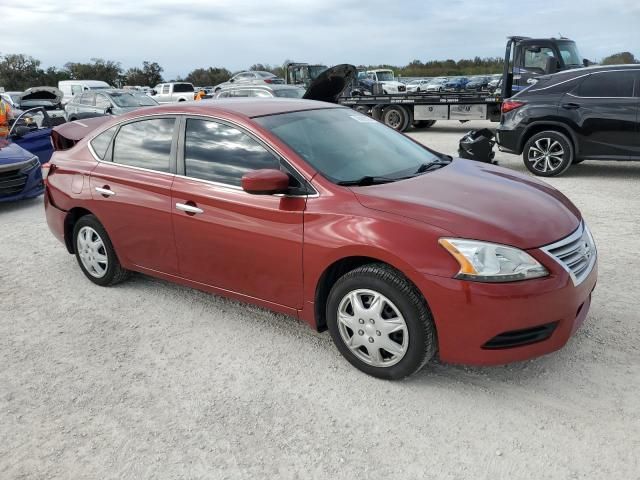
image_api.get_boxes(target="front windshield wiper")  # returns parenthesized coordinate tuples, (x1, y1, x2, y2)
(337, 176, 399, 186)
(413, 158, 452, 174)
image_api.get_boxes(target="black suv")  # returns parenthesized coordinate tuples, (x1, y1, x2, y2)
(497, 65, 640, 176)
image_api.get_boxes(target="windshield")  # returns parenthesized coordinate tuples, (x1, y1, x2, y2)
(375, 71, 395, 82)
(111, 92, 158, 107)
(274, 88, 305, 98)
(255, 108, 444, 184)
(558, 41, 582, 67)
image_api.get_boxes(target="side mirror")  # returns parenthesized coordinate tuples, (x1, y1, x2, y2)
(13, 125, 31, 137)
(104, 106, 113, 114)
(583, 58, 590, 67)
(229, 78, 235, 83)
(241, 169, 290, 195)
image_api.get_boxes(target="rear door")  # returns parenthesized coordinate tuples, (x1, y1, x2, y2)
(563, 70, 637, 159)
(171, 117, 306, 309)
(88, 116, 180, 275)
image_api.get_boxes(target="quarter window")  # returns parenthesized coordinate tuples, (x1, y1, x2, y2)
(184, 119, 279, 187)
(575, 71, 635, 97)
(112, 118, 175, 172)
(90, 126, 118, 160)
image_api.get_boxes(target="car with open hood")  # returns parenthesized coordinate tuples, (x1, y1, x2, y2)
(13, 87, 65, 123)
(44, 99, 596, 380)
(0, 140, 43, 202)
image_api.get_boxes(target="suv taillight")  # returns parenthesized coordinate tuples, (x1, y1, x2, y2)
(501, 100, 525, 114)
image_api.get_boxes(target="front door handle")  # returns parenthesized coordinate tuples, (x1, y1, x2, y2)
(95, 186, 116, 197)
(561, 102, 581, 110)
(176, 202, 204, 215)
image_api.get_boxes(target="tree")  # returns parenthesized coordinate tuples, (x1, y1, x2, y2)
(125, 61, 164, 87)
(64, 58, 122, 85)
(184, 67, 232, 86)
(601, 52, 638, 65)
(0, 54, 42, 90)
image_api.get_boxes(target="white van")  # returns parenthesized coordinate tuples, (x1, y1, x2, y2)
(58, 80, 111, 105)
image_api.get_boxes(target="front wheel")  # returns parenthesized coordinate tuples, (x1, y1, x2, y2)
(73, 215, 130, 286)
(523, 131, 573, 177)
(327, 264, 437, 380)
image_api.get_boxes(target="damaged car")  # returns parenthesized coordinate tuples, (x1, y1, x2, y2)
(13, 87, 66, 125)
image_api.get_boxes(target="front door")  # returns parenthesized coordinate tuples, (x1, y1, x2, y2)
(171, 117, 305, 309)
(88, 116, 180, 275)
(563, 70, 638, 159)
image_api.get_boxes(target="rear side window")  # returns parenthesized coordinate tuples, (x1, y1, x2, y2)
(112, 118, 175, 172)
(90, 126, 117, 160)
(184, 119, 279, 186)
(575, 71, 635, 97)
(173, 83, 194, 93)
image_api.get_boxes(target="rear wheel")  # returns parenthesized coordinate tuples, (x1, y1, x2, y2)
(73, 215, 130, 286)
(326, 264, 437, 380)
(413, 120, 436, 129)
(382, 105, 407, 131)
(523, 131, 573, 177)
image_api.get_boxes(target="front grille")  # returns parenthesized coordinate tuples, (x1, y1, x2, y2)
(0, 168, 28, 196)
(541, 222, 596, 286)
(398, 85, 406, 92)
(482, 322, 558, 349)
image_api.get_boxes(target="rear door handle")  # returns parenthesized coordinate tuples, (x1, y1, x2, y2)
(176, 202, 204, 215)
(562, 102, 581, 110)
(95, 186, 116, 197)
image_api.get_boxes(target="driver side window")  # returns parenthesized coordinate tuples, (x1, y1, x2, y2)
(524, 47, 556, 72)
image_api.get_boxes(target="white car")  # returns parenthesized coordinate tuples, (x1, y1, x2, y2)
(405, 78, 433, 93)
(424, 77, 448, 92)
(366, 69, 407, 94)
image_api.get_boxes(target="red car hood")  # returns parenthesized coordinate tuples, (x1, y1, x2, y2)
(353, 159, 581, 249)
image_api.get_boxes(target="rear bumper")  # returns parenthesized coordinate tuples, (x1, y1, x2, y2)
(416, 259, 597, 366)
(495, 125, 524, 154)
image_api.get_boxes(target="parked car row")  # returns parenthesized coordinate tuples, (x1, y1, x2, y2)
(400, 74, 502, 93)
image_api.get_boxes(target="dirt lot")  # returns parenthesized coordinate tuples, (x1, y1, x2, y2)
(1, 121, 639, 479)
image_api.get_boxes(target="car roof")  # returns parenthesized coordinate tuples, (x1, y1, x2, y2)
(129, 99, 341, 119)
(219, 84, 303, 92)
(540, 64, 640, 83)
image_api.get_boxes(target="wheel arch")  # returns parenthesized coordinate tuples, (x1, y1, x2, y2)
(313, 255, 427, 332)
(63, 207, 95, 253)
(519, 122, 579, 157)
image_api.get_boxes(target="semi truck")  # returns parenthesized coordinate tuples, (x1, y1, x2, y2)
(338, 36, 588, 131)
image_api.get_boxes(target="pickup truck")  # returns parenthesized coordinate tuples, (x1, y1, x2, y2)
(150, 82, 195, 103)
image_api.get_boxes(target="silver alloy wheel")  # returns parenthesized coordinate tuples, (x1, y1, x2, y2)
(337, 289, 409, 367)
(527, 137, 565, 173)
(77, 226, 108, 278)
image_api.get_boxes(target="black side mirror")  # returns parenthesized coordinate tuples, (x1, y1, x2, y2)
(13, 126, 31, 137)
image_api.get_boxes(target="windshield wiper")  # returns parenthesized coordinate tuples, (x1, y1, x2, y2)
(413, 158, 452, 174)
(337, 176, 398, 186)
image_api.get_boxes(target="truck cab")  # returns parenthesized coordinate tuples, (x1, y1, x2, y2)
(504, 37, 586, 96)
(150, 82, 195, 103)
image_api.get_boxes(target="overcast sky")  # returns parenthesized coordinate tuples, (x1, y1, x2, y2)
(3, 0, 639, 79)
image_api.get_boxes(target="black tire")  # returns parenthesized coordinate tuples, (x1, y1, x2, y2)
(523, 130, 574, 177)
(382, 105, 409, 132)
(326, 263, 437, 380)
(72, 215, 130, 287)
(412, 120, 436, 129)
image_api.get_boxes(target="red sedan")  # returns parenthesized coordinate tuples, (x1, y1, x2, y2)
(44, 100, 597, 379)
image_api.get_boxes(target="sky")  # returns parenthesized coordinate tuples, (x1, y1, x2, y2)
(2, 0, 639, 79)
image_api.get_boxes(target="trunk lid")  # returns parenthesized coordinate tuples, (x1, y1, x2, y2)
(17, 87, 64, 108)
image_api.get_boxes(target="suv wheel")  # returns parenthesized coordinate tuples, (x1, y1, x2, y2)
(523, 131, 573, 177)
(326, 263, 437, 380)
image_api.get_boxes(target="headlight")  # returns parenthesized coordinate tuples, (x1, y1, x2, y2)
(19, 156, 40, 173)
(439, 238, 548, 282)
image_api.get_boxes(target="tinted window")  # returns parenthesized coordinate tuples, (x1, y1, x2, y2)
(95, 94, 111, 109)
(112, 118, 175, 172)
(173, 83, 194, 93)
(90, 126, 117, 159)
(576, 71, 635, 97)
(184, 119, 279, 186)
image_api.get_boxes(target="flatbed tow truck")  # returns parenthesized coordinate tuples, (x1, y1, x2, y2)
(338, 36, 588, 131)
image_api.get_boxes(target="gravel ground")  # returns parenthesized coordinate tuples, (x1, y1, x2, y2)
(1, 120, 639, 479)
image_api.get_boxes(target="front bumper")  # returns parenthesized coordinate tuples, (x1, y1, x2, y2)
(416, 252, 597, 365)
(0, 164, 44, 202)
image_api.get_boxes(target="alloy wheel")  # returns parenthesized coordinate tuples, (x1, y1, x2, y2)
(77, 226, 108, 278)
(527, 137, 565, 174)
(336, 289, 409, 367)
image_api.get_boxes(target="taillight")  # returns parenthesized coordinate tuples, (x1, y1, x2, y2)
(501, 100, 525, 114)
(42, 162, 54, 182)
(263, 78, 274, 84)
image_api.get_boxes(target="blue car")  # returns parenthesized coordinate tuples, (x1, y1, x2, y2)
(9, 107, 56, 164)
(443, 76, 470, 92)
(0, 141, 44, 202)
